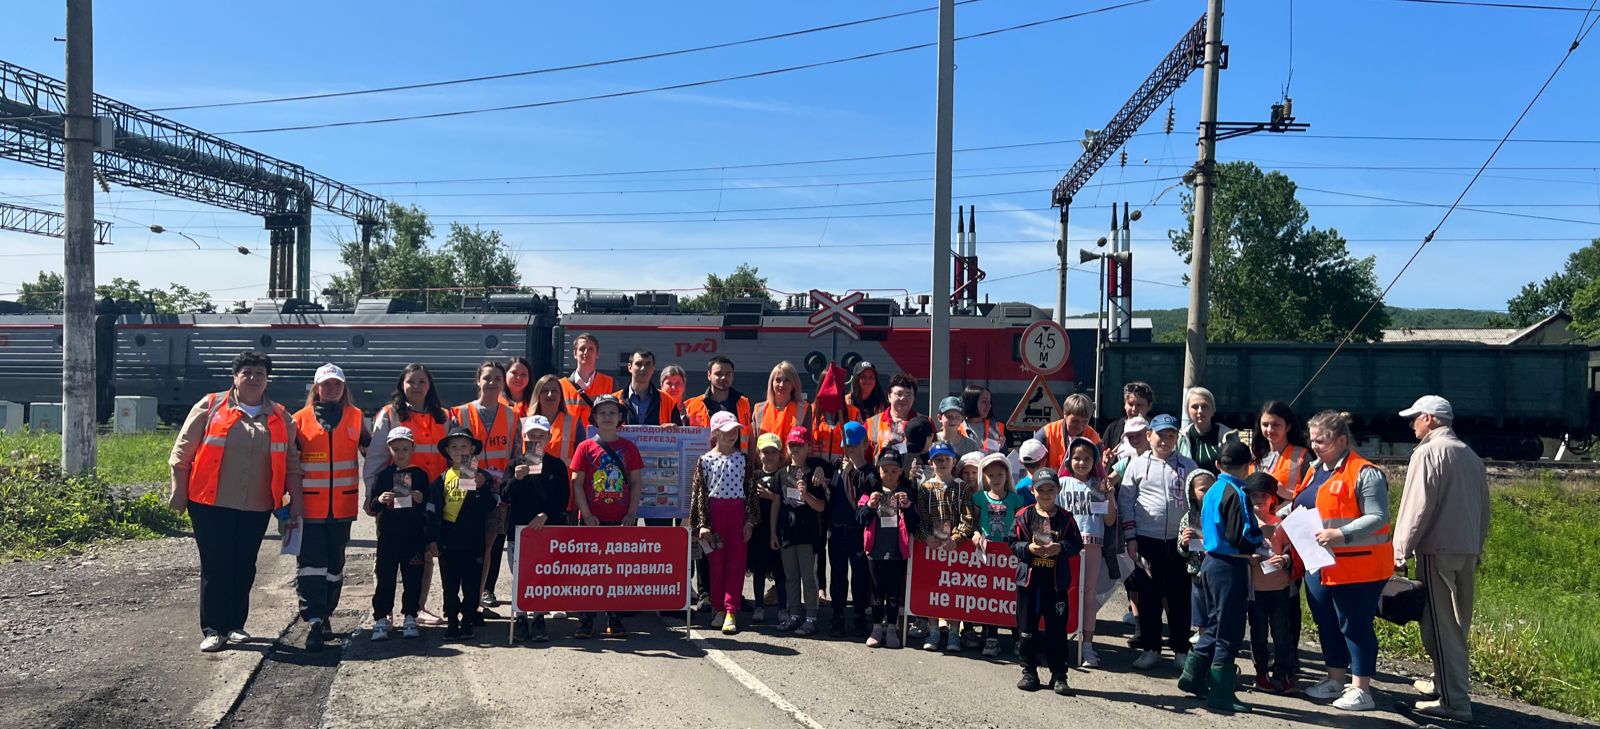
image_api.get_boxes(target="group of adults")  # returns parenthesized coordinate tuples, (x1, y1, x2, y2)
(165, 333, 1489, 722)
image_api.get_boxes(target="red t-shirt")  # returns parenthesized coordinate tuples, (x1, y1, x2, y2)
(571, 436, 644, 523)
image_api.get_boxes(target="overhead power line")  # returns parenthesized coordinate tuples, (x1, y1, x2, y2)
(219, 0, 1154, 135)
(151, 2, 987, 112)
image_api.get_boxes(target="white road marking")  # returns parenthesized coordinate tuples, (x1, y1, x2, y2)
(688, 629, 827, 729)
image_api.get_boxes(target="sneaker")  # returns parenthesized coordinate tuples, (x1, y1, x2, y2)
(1189, 632, 1200, 645)
(402, 616, 420, 639)
(867, 624, 886, 648)
(416, 609, 444, 626)
(1273, 676, 1297, 695)
(306, 621, 326, 652)
(531, 618, 549, 643)
(371, 617, 391, 642)
(199, 630, 226, 653)
(1413, 678, 1439, 698)
(776, 616, 801, 632)
(443, 621, 463, 640)
(752, 607, 766, 623)
(982, 638, 1002, 657)
(482, 591, 499, 608)
(1080, 642, 1100, 667)
(604, 618, 629, 638)
(777, 611, 792, 627)
(1305, 677, 1347, 700)
(1254, 672, 1274, 691)
(1332, 686, 1375, 712)
(1131, 650, 1160, 670)
(1017, 668, 1042, 692)
(226, 629, 251, 642)
(960, 628, 982, 650)
(512, 617, 531, 643)
(1413, 699, 1473, 722)
(884, 626, 902, 649)
(908, 619, 929, 639)
(721, 613, 739, 635)
(1121, 610, 1136, 625)
(574, 618, 595, 639)
(692, 596, 712, 613)
(923, 632, 942, 651)
(460, 623, 475, 640)
(320, 619, 335, 638)
(1050, 673, 1072, 696)
(795, 619, 817, 637)
(547, 611, 568, 620)
(764, 585, 779, 606)
(945, 631, 961, 653)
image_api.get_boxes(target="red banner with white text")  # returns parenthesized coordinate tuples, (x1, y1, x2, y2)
(513, 525, 691, 613)
(906, 539, 1078, 632)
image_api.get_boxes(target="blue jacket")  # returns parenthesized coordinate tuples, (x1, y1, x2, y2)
(1201, 472, 1262, 556)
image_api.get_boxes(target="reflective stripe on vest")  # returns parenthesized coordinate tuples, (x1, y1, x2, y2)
(458, 402, 514, 472)
(1254, 444, 1310, 499)
(294, 403, 363, 522)
(562, 373, 615, 422)
(1314, 451, 1395, 586)
(188, 391, 288, 509)
(684, 394, 752, 447)
(963, 418, 1006, 451)
(808, 404, 860, 460)
(546, 411, 582, 462)
(753, 400, 809, 440)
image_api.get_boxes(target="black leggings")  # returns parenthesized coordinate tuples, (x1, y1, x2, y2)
(483, 532, 507, 595)
(438, 530, 483, 625)
(867, 559, 905, 626)
(188, 502, 271, 633)
(372, 540, 424, 620)
(1016, 576, 1071, 674)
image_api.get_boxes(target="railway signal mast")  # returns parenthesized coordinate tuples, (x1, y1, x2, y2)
(1051, 0, 1307, 390)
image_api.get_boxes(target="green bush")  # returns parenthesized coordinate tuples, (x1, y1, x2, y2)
(0, 457, 188, 557)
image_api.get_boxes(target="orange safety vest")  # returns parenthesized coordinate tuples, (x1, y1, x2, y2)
(384, 404, 449, 479)
(456, 401, 516, 474)
(1040, 419, 1102, 471)
(1305, 451, 1395, 587)
(542, 410, 584, 463)
(188, 391, 288, 509)
(683, 393, 752, 447)
(561, 372, 616, 424)
(865, 410, 918, 453)
(499, 394, 533, 422)
(753, 399, 809, 440)
(963, 418, 1008, 452)
(1252, 444, 1311, 500)
(293, 403, 364, 522)
(808, 403, 862, 461)
(611, 386, 680, 426)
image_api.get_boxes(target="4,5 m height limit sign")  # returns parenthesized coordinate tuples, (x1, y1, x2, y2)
(1008, 320, 1070, 434)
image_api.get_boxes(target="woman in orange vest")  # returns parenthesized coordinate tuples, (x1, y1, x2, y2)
(502, 356, 536, 420)
(959, 384, 1007, 453)
(366, 363, 451, 625)
(1292, 410, 1395, 713)
(167, 351, 305, 653)
(532, 373, 583, 463)
(845, 360, 888, 420)
(292, 363, 368, 652)
(1249, 400, 1312, 502)
(454, 360, 522, 616)
(752, 361, 809, 454)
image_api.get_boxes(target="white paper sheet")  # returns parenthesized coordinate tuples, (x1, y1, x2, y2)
(1280, 507, 1336, 574)
(280, 516, 303, 556)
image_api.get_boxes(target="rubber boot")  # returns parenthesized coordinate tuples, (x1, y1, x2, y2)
(1207, 664, 1253, 713)
(1178, 650, 1211, 696)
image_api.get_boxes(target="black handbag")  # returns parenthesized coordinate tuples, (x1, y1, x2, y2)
(1377, 569, 1429, 626)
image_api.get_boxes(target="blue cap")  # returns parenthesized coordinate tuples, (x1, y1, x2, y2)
(928, 442, 958, 460)
(938, 396, 963, 414)
(1149, 413, 1180, 432)
(842, 421, 867, 446)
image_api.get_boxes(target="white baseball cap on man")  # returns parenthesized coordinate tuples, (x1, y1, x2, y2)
(314, 363, 345, 384)
(1399, 395, 1453, 422)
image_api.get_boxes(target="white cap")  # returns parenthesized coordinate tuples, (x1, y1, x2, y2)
(1018, 439, 1049, 465)
(386, 426, 415, 444)
(314, 363, 345, 384)
(522, 415, 552, 433)
(1399, 395, 1453, 422)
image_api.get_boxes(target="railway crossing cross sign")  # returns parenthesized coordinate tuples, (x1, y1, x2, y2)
(808, 289, 865, 340)
(1018, 320, 1069, 376)
(1006, 375, 1061, 433)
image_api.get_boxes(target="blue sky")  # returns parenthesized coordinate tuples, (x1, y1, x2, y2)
(1, 0, 1597, 316)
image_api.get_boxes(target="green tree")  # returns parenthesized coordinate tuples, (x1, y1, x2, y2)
(1505, 239, 1600, 336)
(680, 263, 776, 313)
(1169, 162, 1389, 342)
(95, 277, 215, 314)
(18, 271, 64, 312)
(329, 204, 521, 308)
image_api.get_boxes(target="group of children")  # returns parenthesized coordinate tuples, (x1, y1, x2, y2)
(352, 357, 1306, 709)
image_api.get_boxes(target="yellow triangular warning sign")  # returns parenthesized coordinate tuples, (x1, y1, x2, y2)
(1006, 375, 1061, 433)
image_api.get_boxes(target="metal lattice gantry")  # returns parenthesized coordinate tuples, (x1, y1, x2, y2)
(0, 200, 110, 243)
(1051, 15, 1207, 208)
(0, 60, 386, 299)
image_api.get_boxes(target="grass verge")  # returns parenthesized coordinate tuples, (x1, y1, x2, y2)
(1367, 475, 1600, 719)
(0, 429, 186, 557)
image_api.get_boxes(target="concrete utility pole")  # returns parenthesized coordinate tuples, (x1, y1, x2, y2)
(62, 0, 97, 474)
(929, 0, 954, 410)
(1055, 205, 1070, 326)
(1182, 0, 1224, 390)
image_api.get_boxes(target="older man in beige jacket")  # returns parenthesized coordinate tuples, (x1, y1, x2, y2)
(1394, 395, 1489, 723)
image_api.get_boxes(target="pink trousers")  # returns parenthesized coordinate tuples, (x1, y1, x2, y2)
(708, 498, 748, 614)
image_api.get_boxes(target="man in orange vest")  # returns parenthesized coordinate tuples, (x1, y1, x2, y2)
(1035, 393, 1102, 472)
(293, 364, 370, 652)
(682, 355, 752, 443)
(561, 332, 616, 425)
(864, 373, 920, 457)
(614, 349, 684, 426)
